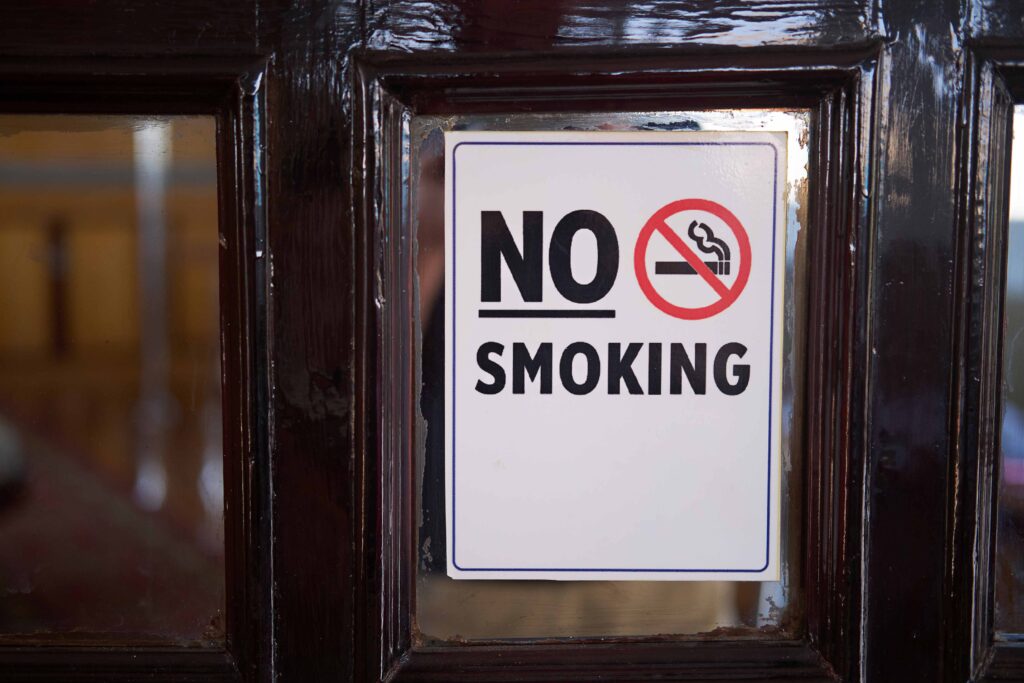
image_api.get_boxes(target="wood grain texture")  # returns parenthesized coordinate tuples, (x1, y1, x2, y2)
(396, 640, 834, 682)
(259, 3, 363, 683)
(0, 648, 239, 683)
(356, 45, 877, 682)
(988, 645, 1024, 680)
(3, 0, 1024, 681)
(952, 43, 1024, 683)
(0, 1, 259, 56)
(217, 65, 273, 683)
(0, 57, 272, 683)
(971, 0, 1024, 45)
(365, 0, 873, 51)
(860, 1, 966, 682)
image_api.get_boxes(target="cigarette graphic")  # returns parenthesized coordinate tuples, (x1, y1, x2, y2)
(655, 220, 732, 276)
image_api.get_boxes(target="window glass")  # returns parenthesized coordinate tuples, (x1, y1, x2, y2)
(412, 110, 809, 640)
(0, 116, 223, 643)
(996, 105, 1024, 635)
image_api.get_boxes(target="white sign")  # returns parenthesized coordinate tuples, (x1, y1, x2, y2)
(444, 130, 786, 581)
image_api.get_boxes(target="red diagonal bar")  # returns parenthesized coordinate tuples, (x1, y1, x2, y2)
(653, 220, 731, 299)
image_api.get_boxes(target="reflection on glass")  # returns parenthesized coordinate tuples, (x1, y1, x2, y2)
(997, 106, 1024, 634)
(0, 116, 223, 643)
(413, 111, 809, 640)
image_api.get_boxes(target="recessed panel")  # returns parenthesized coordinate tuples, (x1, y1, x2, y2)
(0, 116, 223, 643)
(414, 110, 808, 639)
(997, 105, 1024, 635)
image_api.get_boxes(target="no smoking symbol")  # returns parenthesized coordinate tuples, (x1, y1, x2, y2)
(633, 198, 752, 320)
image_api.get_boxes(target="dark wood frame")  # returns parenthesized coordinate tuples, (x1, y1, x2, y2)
(0, 57, 272, 683)
(2, 0, 1017, 680)
(355, 44, 880, 682)
(953, 47, 1024, 683)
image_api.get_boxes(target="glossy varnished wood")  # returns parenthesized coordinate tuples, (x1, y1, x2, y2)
(0, 648, 239, 682)
(357, 45, 877, 682)
(952, 46, 1024, 683)
(363, 0, 874, 51)
(0, 57, 271, 682)
(2, 0, 1024, 681)
(863, 0, 965, 681)
(260, 4, 363, 681)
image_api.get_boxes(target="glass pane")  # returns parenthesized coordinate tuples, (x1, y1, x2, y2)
(413, 111, 809, 641)
(997, 105, 1024, 634)
(0, 116, 223, 643)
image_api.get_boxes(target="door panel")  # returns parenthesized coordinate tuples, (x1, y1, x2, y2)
(0, 58, 268, 682)
(0, 115, 224, 643)
(953, 52, 1024, 683)
(0, 0, 1021, 682)
(409, 109, 810, 642)
(863, 0, 963, 680)
(358, 48, 871, 681)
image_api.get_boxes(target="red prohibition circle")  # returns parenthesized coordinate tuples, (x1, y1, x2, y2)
(633, 198, 752, 320)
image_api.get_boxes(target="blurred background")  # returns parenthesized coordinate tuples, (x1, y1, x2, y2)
(0, 116, 223, 643)
(999, 106, 1024, 633)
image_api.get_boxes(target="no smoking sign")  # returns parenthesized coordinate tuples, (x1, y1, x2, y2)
(634, 197, 752, 320)
(445, 130, 787, 582)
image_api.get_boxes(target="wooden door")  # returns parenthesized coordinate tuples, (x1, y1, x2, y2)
(0, 1, 1022, 681)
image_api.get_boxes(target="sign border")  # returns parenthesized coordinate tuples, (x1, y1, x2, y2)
(448, 138, 781, 574)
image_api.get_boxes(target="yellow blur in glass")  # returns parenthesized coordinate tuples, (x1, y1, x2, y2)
(0, 116, 223, 644)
